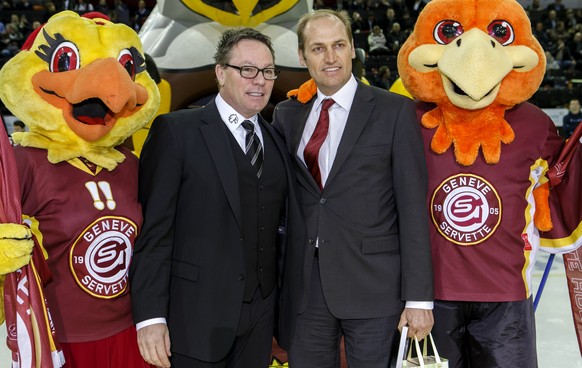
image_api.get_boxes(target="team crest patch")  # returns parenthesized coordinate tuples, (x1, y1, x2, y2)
(431, 174, 502, 246)
(70, 216, 136, 298)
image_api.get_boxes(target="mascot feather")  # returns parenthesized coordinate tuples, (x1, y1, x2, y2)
(0, 11, 159, 367)
(396, 0, 582, 366)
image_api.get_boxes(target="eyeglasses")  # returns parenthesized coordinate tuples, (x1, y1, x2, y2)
(225, 64, 280, 80)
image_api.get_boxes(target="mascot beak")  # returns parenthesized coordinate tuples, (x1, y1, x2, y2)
(32, 57, 148, 141)
(410, 28, 539, 110)
(438, 29, 512, 102)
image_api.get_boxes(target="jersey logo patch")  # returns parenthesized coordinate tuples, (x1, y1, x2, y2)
(70, 216, 136, 298)
(431, 174, 502, 246)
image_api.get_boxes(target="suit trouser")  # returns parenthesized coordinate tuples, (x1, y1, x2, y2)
(171, 287, 276, 368)
(431, 298, 537, 368)
(288, 257, 401, 368)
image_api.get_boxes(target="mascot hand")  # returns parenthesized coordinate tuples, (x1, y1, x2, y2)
(0, 223, 33, 274)
(0, 224, 32, 325)
(533, 182, 553, 232)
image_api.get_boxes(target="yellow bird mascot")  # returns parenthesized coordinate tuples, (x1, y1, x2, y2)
(397, 0, 582, 367)
(0, 11, 159, 367)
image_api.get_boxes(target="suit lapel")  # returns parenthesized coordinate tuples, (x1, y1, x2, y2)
(259, 116, 284, 163)
(326, 83, 374, 188)
(260, 116, 295, 190)
(200, 100, 243, 230)
(290, 99, 323, 193)
(291, 100, 313, 158)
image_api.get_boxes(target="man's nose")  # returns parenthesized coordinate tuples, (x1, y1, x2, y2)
(324, 48, 336, 63)
(253, 71, 267, 85)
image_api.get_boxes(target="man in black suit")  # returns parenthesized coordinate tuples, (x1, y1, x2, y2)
(130, 28, 302, 368)
(273, 9, 434, 367)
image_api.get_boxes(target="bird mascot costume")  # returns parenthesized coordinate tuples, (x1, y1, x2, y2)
(0, 11, 159, 367)
(397, 0, 582, 367)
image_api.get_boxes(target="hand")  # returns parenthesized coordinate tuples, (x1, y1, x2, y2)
(137, 323, 171, 368)
(0, 223, 33, 274)
(398, 308, 434, 339)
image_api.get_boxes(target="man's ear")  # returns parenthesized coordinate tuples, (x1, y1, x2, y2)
(215, 64, 225, 86)
(298, 49, 306, 67)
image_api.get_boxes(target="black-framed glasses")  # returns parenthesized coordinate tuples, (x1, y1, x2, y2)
(225, 64, 280, 80)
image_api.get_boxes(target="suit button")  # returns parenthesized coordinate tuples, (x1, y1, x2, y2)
(260, 226, 265, 231)
(259, 267, 263, 273)
(259, 247, 264, 252)
(238, 274, 244, 281)
(320, 198, 326, 204)
(308, 238, 314, 244)
(260, 205, 265, 210)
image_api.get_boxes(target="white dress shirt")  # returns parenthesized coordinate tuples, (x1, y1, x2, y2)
(297, 75, 357, 188)
(215, 93, 264, 153)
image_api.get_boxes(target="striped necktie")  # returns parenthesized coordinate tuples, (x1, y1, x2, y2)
(241, 120, 263, 178)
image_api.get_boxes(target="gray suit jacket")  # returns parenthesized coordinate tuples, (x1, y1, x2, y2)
(273, 81, 433, 344)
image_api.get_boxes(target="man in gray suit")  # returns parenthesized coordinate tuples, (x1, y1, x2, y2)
(273, 9, 434, 367)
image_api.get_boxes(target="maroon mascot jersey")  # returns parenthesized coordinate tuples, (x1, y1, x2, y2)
(14, 146, 142, 343)
(418, 101, 578, 302)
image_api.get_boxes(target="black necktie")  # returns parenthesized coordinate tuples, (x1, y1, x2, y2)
(241, 120, 263, 178)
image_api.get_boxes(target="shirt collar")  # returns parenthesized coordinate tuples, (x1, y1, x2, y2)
(315, 74, 358, 112)
(215, 93, 258, 131)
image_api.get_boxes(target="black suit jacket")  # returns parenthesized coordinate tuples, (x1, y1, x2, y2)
(129, 99, 304, 361)
(273, 81, 434, 347)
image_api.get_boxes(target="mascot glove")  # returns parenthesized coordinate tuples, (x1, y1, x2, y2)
(0, 223, 33, 274)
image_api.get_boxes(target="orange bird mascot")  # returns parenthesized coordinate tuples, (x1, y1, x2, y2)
(397, 0, 582, 367)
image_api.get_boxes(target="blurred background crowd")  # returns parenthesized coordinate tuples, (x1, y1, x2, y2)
(0, 0, 154, 64)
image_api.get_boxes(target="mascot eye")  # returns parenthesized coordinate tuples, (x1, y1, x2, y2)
(118, 49, 136, 80)
(50, 41, 80, 72)
(487, 20, 514, 46)
(434, 20, 464, 45)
